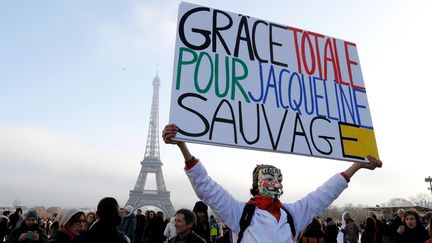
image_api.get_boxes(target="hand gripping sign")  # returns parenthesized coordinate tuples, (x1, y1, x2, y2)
(169, 2, 379, 162)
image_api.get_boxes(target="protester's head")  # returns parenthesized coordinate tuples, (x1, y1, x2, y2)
(59, 208, 86, 235)
(25, 209, 38, 227)
(343, 212, 351, 221)
(303, 217, 323, 234)
(365, 217, 376, 231)
(340, 211, 353, 226)
(136, 209, 142, 215)
(193, 201, 208, 218)
(147, 210, 156, 220)
(15, 207, 23, 215)
(397, 208, 405, 218)
(2, 211, 10, 217)
(86, 212, 96, 224)
(157, 211, 164, 220)
(96, 197, 121, 226)
(174, 209, 196, 236)
(250, 164, 283, 199)
(124, 205, 134, 216)
(403, 210, 421, 229)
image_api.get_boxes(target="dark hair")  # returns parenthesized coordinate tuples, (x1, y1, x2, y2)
(193, 201, 208, 214)
(176, 208, 196, 227)
(404, 210, 421, 223)
(364, 217, 376, 232)
(299, 218, 325, 240)
(96, 197, 121, 225)
(2, 211, 10, 216)
(157, 211, 164, 220)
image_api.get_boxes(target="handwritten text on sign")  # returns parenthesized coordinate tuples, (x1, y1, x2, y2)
(169, 2, 379, 162)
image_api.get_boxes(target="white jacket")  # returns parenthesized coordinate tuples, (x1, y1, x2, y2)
(186, 161, 348, 243)
(163, 217, 177, 241)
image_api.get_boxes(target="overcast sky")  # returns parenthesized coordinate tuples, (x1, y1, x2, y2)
(1, 0, 431, 211)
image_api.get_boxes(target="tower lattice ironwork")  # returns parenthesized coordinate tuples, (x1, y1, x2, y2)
(126, 73, 175, 217)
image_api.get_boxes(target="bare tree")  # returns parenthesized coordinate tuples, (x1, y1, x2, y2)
(409, 193, 432, 207)
(385, 198, 414, 207)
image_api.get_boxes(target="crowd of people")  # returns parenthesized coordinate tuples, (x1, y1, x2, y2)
(298, 209, 432, 243)
(0, 198, 233, 243)
(0, 124, 430, 243)
(1, 201, 432, 243)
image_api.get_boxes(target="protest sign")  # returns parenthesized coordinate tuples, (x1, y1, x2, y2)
(169, 2, 379, 162)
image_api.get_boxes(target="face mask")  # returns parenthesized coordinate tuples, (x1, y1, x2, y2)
(257, 166, 283, 199)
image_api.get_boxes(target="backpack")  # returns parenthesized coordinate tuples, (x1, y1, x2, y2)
(237, 202, 296, 243)
(343, 221, 359, 243)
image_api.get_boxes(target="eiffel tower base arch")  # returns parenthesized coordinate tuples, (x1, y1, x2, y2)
(126, 190, 175, 218)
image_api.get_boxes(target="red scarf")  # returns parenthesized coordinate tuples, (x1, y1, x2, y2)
(248, 196, 282, 221)
(58, 227, 76, 239)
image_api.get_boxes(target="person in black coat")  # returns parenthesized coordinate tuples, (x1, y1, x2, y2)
(74, 197, 129, 243)
(395, 210, 428, 243)
(6, 210, 48, 243)
(388, 209, 404, 240)
(168, 209, 206, 243)
(134, 209, 146, 243)
(361, 217, 383, 243)
(192, 201, 210, 243)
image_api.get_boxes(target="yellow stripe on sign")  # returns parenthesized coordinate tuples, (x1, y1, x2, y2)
(340, 124, 379, 160)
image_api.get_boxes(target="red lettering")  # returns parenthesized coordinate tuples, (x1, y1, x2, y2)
(308, 31, 325, 79)
(287, 26, 303, 73)
(333, 38, 350, 86)
(344, 41, 365, 90)
(323, 38, 339, 82)
(301, 32, 316, 75)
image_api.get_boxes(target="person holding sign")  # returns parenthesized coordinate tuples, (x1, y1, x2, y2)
(162, 124, 382, 243)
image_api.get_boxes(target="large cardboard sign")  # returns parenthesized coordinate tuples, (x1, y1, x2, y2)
(169, 2, 379, 162)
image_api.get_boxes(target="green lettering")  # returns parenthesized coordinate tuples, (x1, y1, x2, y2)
(194, 51, 213, 94)
(231, 58, 250, 102)
(176, 47, 198, 90)
(215, 54, 229, 98)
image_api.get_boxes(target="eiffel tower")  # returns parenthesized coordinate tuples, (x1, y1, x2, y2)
(126, 73, 175, 217)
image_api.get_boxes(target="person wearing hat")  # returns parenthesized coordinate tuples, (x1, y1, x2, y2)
(118, 206, 135, 243)
(6, 209, 48, 243)
(49, 208, 85, 243)
(162, 124, 383, 243)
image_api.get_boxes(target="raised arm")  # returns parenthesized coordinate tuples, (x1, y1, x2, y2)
(162, 124, 193, 162)
(162, 123, 245, 232)
(342, 155, 383, 180)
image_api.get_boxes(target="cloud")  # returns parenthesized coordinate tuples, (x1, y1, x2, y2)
(88, 1, 178, 63)
(0, 124, 138, 207)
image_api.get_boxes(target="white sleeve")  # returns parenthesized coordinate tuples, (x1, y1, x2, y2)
(185, 161, 245, 234)
(284, 173, 348, 237)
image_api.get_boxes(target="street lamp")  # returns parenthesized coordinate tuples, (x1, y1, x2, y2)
(425, 176, 432, 196)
